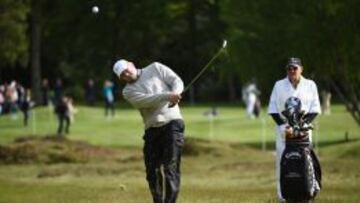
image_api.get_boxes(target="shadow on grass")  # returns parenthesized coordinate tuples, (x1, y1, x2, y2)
(239, 138, 360, 151)
(231, 138, 360, 150)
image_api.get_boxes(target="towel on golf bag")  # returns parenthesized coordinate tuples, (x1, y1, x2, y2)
(280, 144, 322, 201)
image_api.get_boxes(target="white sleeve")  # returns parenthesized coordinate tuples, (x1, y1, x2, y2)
(155, 62, 184, 94)
(123, 87, 170, 108)
(268, 82, 279, 114)
(309, 81, 322, 114)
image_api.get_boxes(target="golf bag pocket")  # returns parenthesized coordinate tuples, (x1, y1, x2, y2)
(280, 145, 318, 201)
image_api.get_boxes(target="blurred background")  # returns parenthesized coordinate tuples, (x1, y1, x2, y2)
(0, 0, 359, 118)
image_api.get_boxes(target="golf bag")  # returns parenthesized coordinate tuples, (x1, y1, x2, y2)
(280, 142, 321, 201)
(280, 97, 322, 202)
(253, 98, 261, 118)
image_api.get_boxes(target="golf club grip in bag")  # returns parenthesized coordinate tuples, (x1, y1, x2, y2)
(280, 144, 322, 201)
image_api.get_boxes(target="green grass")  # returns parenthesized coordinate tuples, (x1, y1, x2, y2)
(0, 104, 359, 203)
(1, 105, 358, 147)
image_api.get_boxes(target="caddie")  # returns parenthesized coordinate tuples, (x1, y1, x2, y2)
(268, 57, 321, 202)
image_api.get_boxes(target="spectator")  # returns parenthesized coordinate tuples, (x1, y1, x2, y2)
(55, 96, 70, 135)
(242, 80, 261, 119)
(103, 80, 115, 118)
(53, 78, 63, 105)
(67, 97, 78, 123)
(20, 89, 32, 126)
(0, 85, 4, 114)
(41, 78, 50, 106)
(321, 90, 331, 115)
(7, 81, 19, 119)
(85, 79, 96, 106)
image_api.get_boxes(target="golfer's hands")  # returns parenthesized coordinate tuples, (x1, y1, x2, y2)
(168, 93, 182, 107)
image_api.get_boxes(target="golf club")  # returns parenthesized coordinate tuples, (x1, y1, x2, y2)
(183, 39, 227, 93)
(169, 40, 228, 107)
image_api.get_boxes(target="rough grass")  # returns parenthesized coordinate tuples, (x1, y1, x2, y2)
(0, 136, 119, 164)
(0, 105, 359, 202)
(0, 137, 359, 202)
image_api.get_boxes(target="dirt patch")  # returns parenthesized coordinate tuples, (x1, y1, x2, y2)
(0, 135, 119, 164)
(183, 137, 219, 156)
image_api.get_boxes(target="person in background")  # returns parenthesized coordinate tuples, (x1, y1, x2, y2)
(242, 80, 261, 119)
(67, 97, 78, 123)
(0, 85, 5, 115)
(41, 78, 50, 106)
(20, 89, 32, 126)
(7, 81, 19, 120)
(85, 78, 97, 106)
(54, 78, 64, 106)
(55, 96, 70, 135)
(321, 90, 331, 115)
(103, 80, 115, 118)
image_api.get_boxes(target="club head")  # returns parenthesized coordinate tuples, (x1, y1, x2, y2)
(222, 40, 228, 48)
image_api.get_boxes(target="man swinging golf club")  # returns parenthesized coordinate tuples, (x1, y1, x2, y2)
(113, 59, 185, 203)
(113, 40, 227, 203)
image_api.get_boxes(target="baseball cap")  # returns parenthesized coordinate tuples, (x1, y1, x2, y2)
(113, 59, 128, 76)
(286, 57, 302, 69)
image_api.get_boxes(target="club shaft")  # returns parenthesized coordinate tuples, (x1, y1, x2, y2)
(183, 48, 224, 93)
(168, 45, 225, 108)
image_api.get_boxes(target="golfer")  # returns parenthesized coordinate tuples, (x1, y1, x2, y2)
(268, 57, 321, 202)
(113, 59, 185, 203)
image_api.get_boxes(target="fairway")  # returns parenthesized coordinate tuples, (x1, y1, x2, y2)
(0, 105, 359, 202)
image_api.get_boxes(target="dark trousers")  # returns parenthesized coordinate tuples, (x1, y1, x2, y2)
(143, 119, 185, 203)
(23, 110, 29, 126)
(104, 100, 115, 117)
(57, 114, 70, 134)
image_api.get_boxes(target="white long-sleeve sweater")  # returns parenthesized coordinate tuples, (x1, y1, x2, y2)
(123, 62, 184, 129)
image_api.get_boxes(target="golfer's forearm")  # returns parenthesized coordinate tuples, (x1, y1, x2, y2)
(303, 113, 318, 124)
(170, 78, 184, 94)
(123, 91, 170, 108)
(270, 113, 286, 125)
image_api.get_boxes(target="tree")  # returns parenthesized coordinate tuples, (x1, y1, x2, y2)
(222, 0, 359, 125)
(306, 0, 360, 124)
(29, 0, 42, 104)
(0, 0, 29, 67)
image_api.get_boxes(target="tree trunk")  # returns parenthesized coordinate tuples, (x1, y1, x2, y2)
(30, 0, 42, 105)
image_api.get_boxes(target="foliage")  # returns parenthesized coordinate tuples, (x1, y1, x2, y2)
(222, 0, 360, 123)
(0, 0, 359, 123)
(0, 0, 29, 66)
